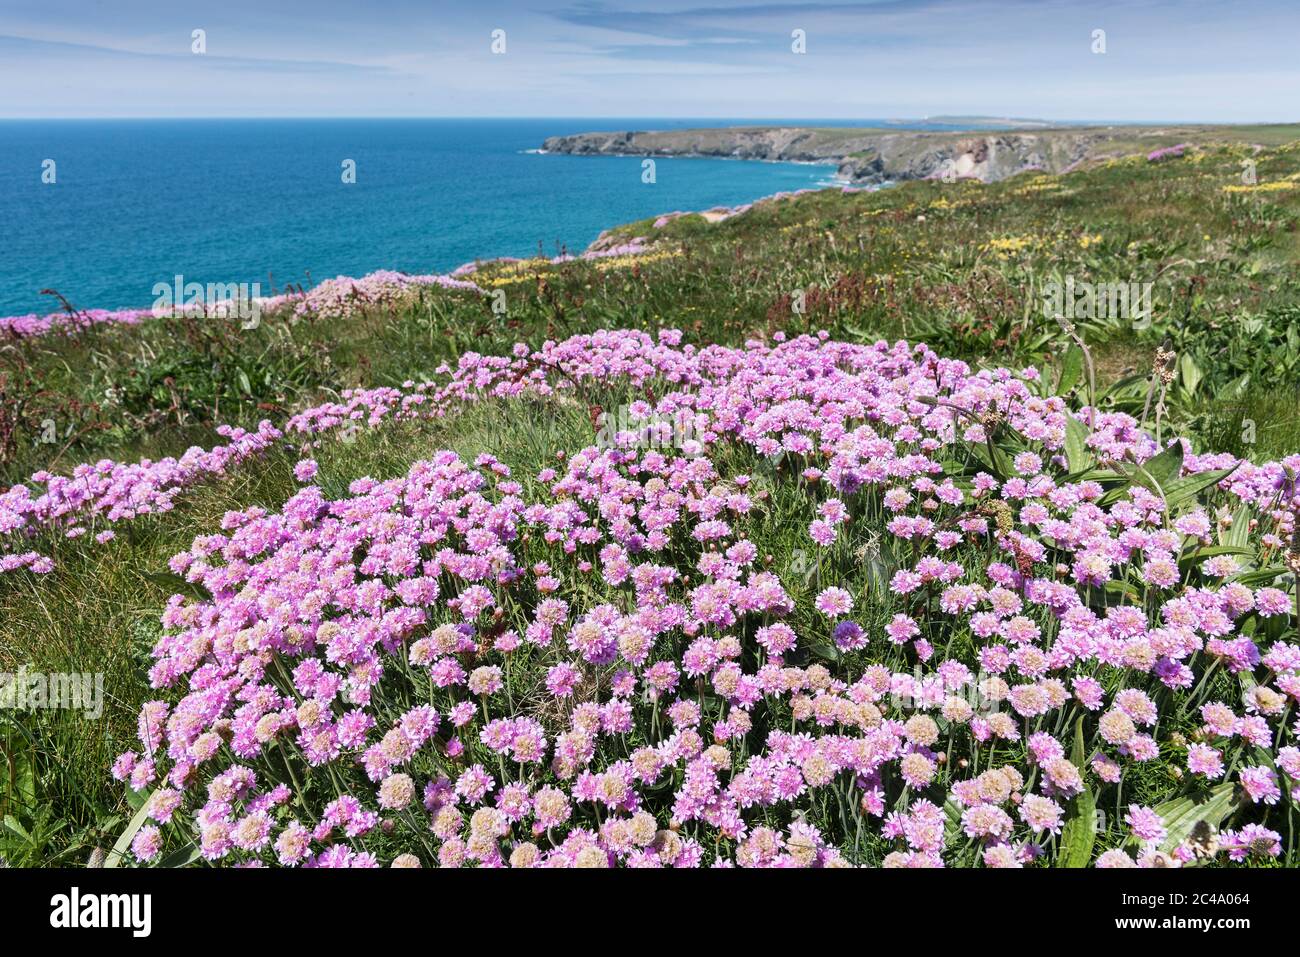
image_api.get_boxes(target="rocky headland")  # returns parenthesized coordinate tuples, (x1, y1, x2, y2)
(540, 123, 1273, 184)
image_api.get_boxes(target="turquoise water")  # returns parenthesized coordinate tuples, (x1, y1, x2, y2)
(0, 118, 847, 316)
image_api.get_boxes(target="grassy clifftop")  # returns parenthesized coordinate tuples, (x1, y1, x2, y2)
(8, 136, 1297, 487)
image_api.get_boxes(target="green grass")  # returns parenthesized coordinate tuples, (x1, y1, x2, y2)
(8, 139, 1300, 481)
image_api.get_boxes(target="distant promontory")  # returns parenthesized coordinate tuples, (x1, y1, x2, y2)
(540, 123, 1294, 184)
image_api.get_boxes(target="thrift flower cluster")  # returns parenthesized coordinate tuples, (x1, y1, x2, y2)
(0, 228, 687, 344)
(1147, 144, 1192, 163)
(37, 327, 1300, 866)
(0, 268, 480, 340)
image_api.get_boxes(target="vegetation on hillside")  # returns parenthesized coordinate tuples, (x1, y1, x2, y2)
(2, 138, 1299, 867)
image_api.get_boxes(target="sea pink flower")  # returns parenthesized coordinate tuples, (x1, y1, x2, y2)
(814, 586, 853, 618)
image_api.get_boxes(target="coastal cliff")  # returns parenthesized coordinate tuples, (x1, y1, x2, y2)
(540, 124, 1246, 184)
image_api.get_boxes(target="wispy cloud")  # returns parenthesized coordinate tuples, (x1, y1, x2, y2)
(0, 0, 1296, 120)
(0, 33, 399, 75)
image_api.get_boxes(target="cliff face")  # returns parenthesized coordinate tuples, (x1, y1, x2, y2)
(833, 133, 1100, 182)
(540, 125, 1200, 184)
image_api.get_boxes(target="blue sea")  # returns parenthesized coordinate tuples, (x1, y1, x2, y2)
(0, 117, 895, 317)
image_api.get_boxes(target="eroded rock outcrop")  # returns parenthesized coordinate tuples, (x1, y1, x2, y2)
(541, 125, 1203, 184)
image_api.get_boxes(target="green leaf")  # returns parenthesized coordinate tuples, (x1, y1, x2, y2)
(1178, 352, 1203, 396)
(1063, 415, 1094, 474)
(1216, 505, 1253, 550)
(1218, 372, 1251, 402)
(864, 547, 898, 595)
(105, 791, 154, 868)
(3, 814, 32, 843)
(942, 794, 964, 847)
(7, 746, 37, 812)
(1133, 443, 1185, 493)
(141, 571, 212, 604)
(808, 640, 841, 663)
(1104, 579, 1141, 603)
(1234, 566, 1291, 587)
(1142, 782, 1238, 858)
(1097, 371, 1150, 402)
(1105, 457, 1237, 513)
(1186, 544, 1254, 561)
(970, 439, 1016, 482)
(1159, 465, 1239, 511)
(1057, 344, 1084, 396)
(1072, 468, 1129, 486)
(1057, 717, 1098, 868)
(157, 842, 201, 868)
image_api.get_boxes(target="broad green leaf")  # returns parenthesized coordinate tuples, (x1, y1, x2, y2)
(1178, 352, 1203, 396)
(1216, 505, 1253, 550)
(1103, 579, 1141, 603)
(1063, 415, 1094, 473)
(157, 842, 201, 868)
(6, 746, 37, 811)
(1057, 344, 1084, 396)
(1057, 717, 1098, 868)
(1140, 782, 1238, 859)
(1133, 443, 1185, 493)
(1097, 372, 1149, 401)
(864, 545, 898, 595)
(943, 794, 964, 847)
(3, 814, 32, 843)
(1073, 468, 1127, 484)
(808, 640, 841, 663)
(142, 571, 212, 604)
(1218, 372, 1251, 402)
(969, 439, 1016, 482)
(1234, 566, 1291, 586)
(1159, 465, 1239, 511)
(1184, 545, 1255, 566)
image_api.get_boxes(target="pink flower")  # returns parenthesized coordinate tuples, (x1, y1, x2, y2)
(1125, 805, 1166, 844)
(814, 587, 853, 618)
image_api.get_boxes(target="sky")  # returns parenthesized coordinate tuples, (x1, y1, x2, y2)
(0, 0, 1297, 122)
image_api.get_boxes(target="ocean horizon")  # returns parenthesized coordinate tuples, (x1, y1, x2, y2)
(0, 117, 915, 317)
